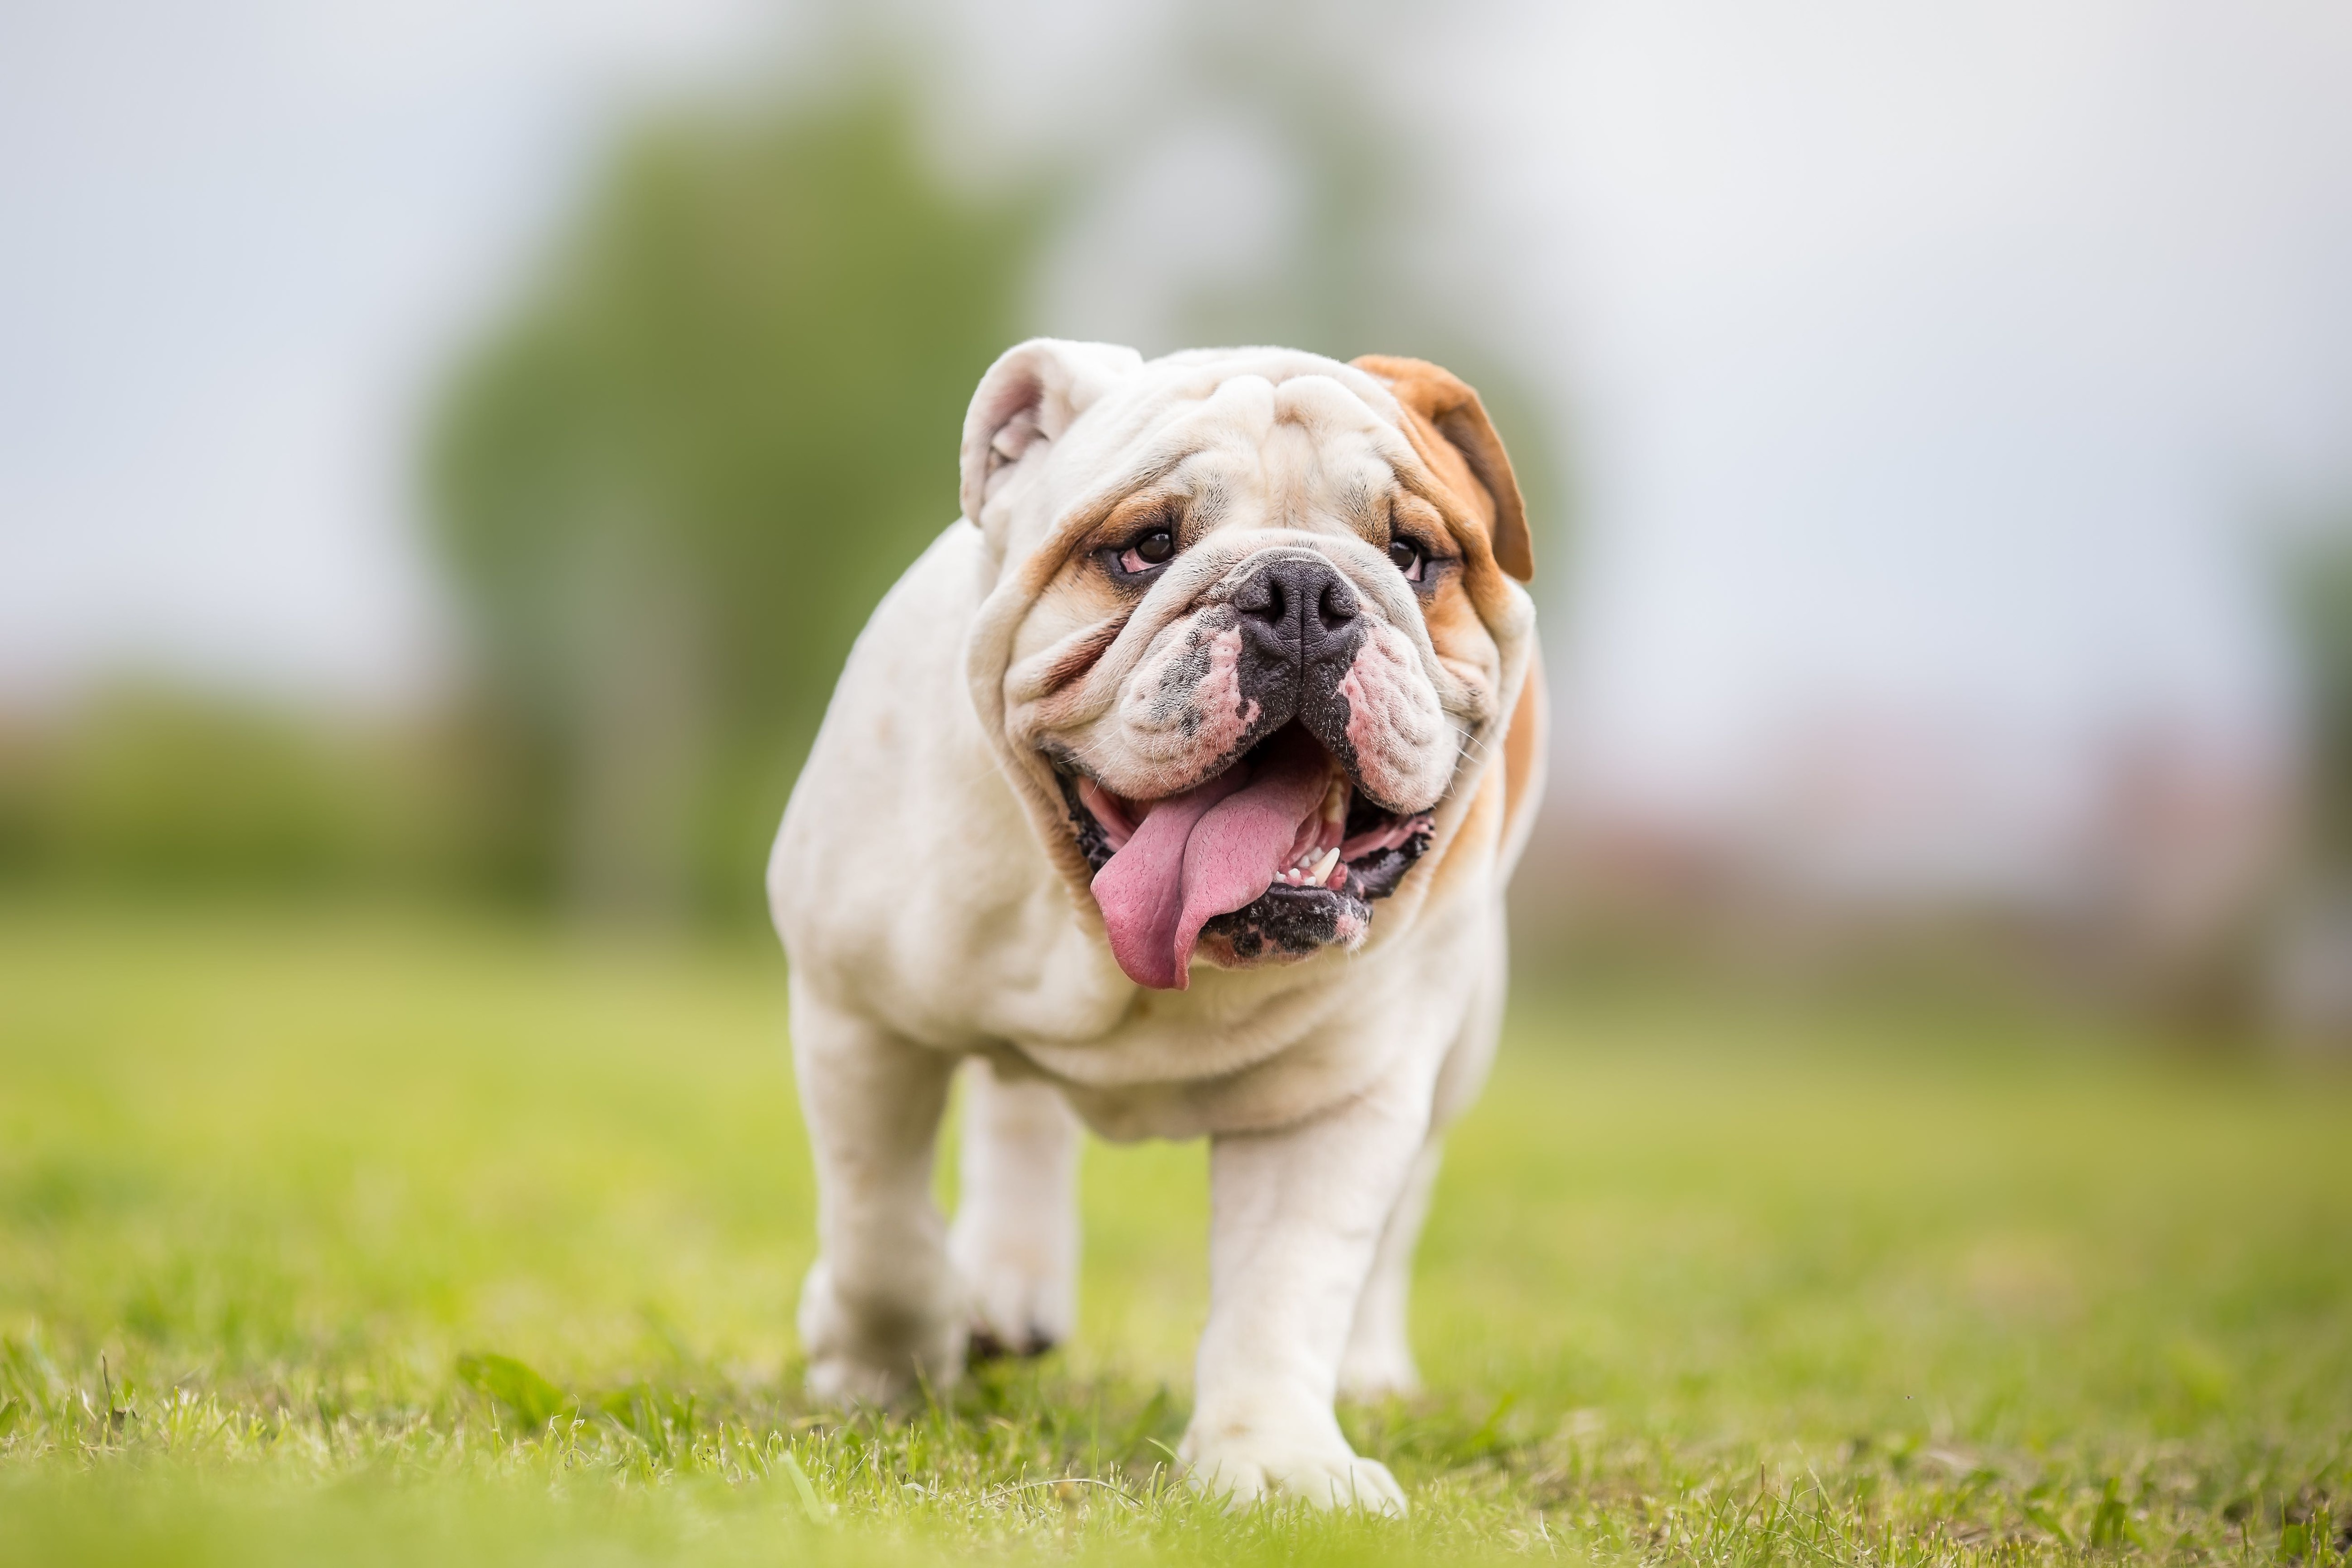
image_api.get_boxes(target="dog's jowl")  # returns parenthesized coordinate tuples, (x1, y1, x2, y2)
(769, 342, 1544, 1512)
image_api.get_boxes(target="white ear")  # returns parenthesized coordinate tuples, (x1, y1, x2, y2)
(959, 338, 1144, 525)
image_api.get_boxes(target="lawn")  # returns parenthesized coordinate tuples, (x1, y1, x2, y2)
(0, 901, 2346, 1564)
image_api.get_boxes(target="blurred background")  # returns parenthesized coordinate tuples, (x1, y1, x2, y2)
(8, 0, 2352, 1040)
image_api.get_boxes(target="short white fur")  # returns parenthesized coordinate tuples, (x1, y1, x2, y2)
(771, 339, 1542, 1512)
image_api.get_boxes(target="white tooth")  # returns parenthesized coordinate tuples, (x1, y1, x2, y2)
(1308, 847, 1341, 887)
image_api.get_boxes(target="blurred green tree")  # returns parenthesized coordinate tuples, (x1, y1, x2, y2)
(430, 88, 1036, 923)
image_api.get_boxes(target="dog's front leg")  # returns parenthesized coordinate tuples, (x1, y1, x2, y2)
(791, 981, 964, 1405)
(1180, 1067, 1430, 1512)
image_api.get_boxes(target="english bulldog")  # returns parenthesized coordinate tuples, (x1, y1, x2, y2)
(769, 341, 1544, 1511)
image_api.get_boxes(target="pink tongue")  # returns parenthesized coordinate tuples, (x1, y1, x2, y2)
(1089, 728, 1332, 990)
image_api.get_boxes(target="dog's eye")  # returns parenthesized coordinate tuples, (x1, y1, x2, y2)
(1387, 538, 1425, 581)
(1118, 529, 1177, 574)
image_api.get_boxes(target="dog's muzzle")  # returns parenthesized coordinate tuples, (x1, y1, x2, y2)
(1060, 550, 1441, 990)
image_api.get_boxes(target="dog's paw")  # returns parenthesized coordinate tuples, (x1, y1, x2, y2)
(796, 1258, 964, 1407)
(949, 1222, 1073, 1361)
(1178, 1422, 1407, 1514)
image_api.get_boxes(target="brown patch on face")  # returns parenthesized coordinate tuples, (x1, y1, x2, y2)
(1350, 355, 1532, 582)
(1421, 570, 1499, 714)
(1347, 354, 1534, 761)
(1376, 485, 1499, 733)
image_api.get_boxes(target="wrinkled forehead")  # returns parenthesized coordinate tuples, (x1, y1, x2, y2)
(1152, 376, 1408, 535)
(1001, 352, 1421, 561)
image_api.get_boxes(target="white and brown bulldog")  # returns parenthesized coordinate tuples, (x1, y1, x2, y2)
(769, 341, 1544, 1511)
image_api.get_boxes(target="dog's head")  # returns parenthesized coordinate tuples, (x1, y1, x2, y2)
(962, 342, 1536, 991)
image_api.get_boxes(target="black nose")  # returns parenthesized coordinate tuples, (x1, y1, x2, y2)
(1232, 555, 1361, 670)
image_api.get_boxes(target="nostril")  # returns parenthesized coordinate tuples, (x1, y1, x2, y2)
(1235, 573, 1285, 624)
(1319, 581, 1359, 625)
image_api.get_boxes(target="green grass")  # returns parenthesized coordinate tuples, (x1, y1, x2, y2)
(0, 901, 2346, 1564)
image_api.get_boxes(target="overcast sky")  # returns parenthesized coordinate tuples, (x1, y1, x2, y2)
(5, 1, 2352, 827)
(1470, 3, 2352, 808)
(0, 0, 771, 703)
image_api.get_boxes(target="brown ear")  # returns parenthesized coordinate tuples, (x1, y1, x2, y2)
(1351, 355, 1533, 581)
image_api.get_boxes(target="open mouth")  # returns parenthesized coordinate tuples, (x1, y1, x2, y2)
(1057, 722, 1434, 990)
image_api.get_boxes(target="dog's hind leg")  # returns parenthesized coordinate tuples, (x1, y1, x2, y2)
(791, 978, 964, 1406)
(1336, 1141, 1440, 1399)
(948, 1058, 1081, 1359)
(1338, 910, 1508, 1401)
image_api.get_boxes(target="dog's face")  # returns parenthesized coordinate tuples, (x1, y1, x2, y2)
(962, 344, 1535, 991)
